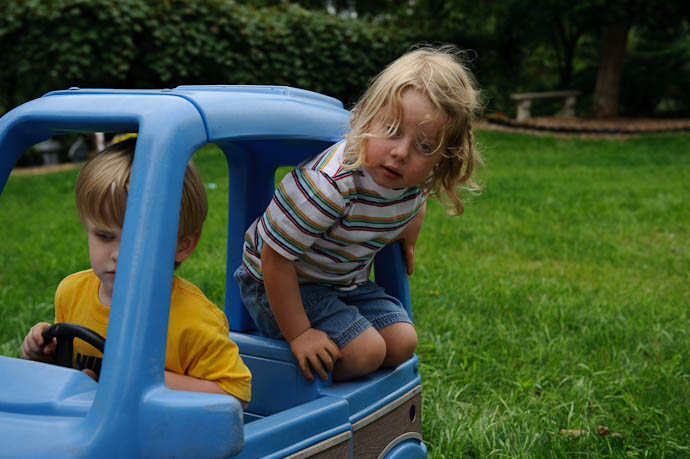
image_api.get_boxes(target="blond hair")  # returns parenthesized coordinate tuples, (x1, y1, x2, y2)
(75, 138, 208, 240)
(345, 44, 482, 215)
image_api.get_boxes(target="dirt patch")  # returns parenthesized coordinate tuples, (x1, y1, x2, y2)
(479, 116, 690, 139)
(10, 161, 84, 176)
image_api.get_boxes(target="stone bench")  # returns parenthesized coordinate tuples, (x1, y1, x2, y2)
(510, 90, 581, 121)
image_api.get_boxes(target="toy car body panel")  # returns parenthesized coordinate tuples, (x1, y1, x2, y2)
(0, 86, 425, 458)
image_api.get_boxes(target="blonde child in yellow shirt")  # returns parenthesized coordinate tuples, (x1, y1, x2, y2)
(21, 138, 251, 406)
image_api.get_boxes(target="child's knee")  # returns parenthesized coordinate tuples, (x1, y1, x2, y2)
(341, 328, 386, 374)
(359, 332, 387, 372)
(381, 323, 417, 366)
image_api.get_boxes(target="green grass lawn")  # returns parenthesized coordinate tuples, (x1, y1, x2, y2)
(1, 130, 689, 457)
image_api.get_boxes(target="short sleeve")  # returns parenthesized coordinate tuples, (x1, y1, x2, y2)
(177, 310, 252, 402)
(166, 277, 252, 402)
(257, 167, 346, 260)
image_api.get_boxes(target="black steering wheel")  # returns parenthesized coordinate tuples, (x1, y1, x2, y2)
(41, 322, 106, 373)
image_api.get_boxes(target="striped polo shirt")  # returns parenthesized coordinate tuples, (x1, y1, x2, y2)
(242, 140, 427, 290)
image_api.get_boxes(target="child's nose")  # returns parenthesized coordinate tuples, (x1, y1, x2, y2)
(390, 139, 410, 162)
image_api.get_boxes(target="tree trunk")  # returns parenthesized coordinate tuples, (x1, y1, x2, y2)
(591, 21, 631, 118)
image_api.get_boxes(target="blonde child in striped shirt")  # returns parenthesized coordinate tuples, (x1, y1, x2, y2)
(235, 45, 482, 382)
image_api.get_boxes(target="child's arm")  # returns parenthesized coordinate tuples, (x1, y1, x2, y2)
(396, 202, 427, 275)
(261, 243, 341, 381)
(21, 322, 56, 362)
(165, 371, 248, 409)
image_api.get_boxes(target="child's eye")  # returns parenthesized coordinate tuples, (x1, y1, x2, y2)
(95, 232, 115, 241)
(385, 125, 400, 137)
(417, 141, 435, 155)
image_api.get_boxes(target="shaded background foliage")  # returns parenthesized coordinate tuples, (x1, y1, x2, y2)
(0, 0, 409, 114)
(1, 0, 689, 117)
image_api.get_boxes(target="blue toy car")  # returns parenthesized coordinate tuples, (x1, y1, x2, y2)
(0, 86, 426, 458)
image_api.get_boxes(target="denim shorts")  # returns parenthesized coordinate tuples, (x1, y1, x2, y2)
(234, 265, 412, 348)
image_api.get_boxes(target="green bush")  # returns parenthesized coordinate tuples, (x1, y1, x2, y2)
(0, 0, 409, 113)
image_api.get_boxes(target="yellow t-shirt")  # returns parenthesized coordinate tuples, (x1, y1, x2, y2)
(54, 269, 251, 401)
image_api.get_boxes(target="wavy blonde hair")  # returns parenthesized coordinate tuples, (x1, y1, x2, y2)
(345, 44, 482, 215)
(75, 138, 208, 240)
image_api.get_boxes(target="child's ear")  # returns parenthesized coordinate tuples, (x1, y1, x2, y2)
(175, 231, 201, 264)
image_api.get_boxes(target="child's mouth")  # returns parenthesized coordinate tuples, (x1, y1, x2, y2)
(382, 166, 401, 179)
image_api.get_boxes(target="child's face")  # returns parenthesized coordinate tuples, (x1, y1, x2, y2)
(364, 90, 444, 189)
(86, 225, 121, 307)
(86, 222, 200, 306)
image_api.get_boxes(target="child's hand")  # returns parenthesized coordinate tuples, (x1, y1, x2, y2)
(289, 328, 341, 381)
(397, 202, 427, 275)
(21, 322, 56, 362)
(82, 369, 99, 381)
